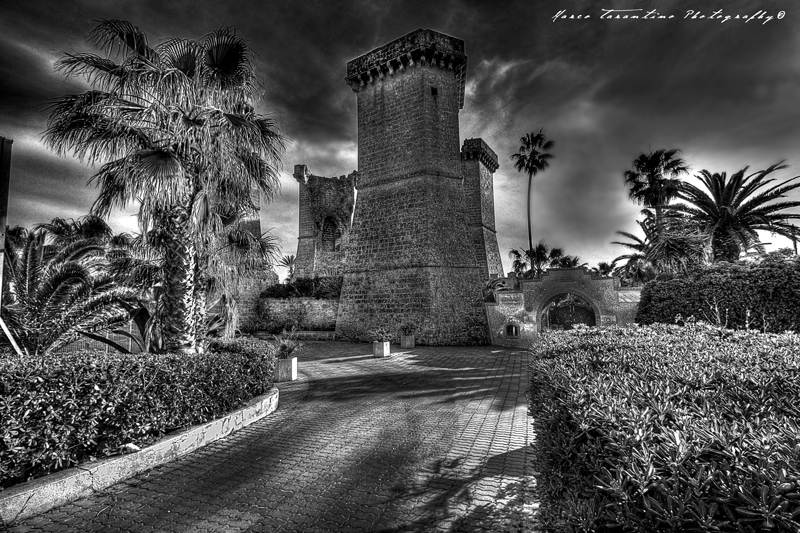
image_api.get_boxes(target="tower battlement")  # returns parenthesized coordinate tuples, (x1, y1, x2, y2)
(345, 28, 467, 109)
(461, 138, 499, 173)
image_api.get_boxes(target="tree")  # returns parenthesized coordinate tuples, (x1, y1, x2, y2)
(623, 149, 689, 234)
(592, 261, 616, 277)
(44, 20, 285, 354)
(278, 254, 296, 282)
(672, 162, 800, 262)
(611, 211, 708, 276)
(509, 240, 565, 279)
(2, 231, 138, 355)
(511, 130, 555, 253)
(555, 255, 586, 268)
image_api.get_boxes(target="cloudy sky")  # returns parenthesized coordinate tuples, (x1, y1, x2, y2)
(1, 0, 798, 275)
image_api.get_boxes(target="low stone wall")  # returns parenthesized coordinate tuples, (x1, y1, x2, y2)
(256, 297, 339, 332)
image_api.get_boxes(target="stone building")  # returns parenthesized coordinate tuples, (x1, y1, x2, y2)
(293, 28, 502, 344)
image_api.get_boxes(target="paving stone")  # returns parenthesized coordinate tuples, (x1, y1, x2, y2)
(8, 342, 537, 532)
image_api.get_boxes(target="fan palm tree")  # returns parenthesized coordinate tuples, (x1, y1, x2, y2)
(511, 129, 555, 253)
(623, 149, 689, 234)
(509, 240, 565, 279)
(44, 20, 285, 354)
(36, 215, 114, 247)
(278, 254, 296, 282)
(2, 231, 138, 355)
(672, 162, 800, 262)
(612, 211, 708, 275)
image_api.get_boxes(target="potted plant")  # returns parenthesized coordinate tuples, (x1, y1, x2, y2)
(370, 326, 393, 358)
(399, 323, 415, 349)
(274, 329, 303, 382)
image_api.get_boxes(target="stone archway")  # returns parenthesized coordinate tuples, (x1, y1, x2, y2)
(539, 292, 598, 331)
(533, 286, 602, 333)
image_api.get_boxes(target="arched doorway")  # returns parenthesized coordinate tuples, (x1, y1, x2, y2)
(540, 292, 597, 331)
(320, 216, 343, 252)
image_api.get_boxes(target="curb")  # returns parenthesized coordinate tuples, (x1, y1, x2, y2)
(0, 387, 280, 525)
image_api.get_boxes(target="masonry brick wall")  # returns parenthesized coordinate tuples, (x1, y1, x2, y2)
(255, 297, 339, 332)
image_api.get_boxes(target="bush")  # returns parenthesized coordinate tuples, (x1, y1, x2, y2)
(637, 256, 800, 332)
(0, 339, 276, 489)
(529, 324, 800, 532)
(260, 276, 343, 300)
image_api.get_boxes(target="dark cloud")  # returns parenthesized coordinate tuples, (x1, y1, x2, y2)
(1, 0, 798, 273)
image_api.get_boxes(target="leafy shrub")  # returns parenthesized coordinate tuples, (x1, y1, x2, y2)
(1, 339, 275, 489)
(256, 299, 309, 334)
(637, 256, 800, 332)
(529, 324, 800, 532)
(260, 275, 343, 299)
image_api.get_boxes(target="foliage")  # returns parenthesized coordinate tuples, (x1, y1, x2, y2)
(0, 340, 275, 489)
(44, 19, 285, 354)
(272, 329, 303, 360)
(278, 255, 296, 282)
(529, 324, 800, 532)
(368, 326, 394, 342)
(482, 278, 509, 302)
(623, 148, 689, 232)
(612, 210, 709, 278)
(511, 129, 555, 252)
(259, 276, 343, 300)
(1, 231, 139, 356)
(637, 254, 800, 332)
(398, 323, 415, 336)
(672, 162, 800, 262)
(509, 240, 565, 278)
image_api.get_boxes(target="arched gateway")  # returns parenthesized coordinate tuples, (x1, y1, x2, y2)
(485, 267, 641, 347)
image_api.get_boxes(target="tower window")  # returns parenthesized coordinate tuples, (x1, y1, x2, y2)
(431, 87, 438, 97)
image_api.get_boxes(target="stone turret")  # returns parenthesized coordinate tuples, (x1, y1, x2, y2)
(335, 29, 488, 345)
(461, 138, 503, 278)
(293, 164, 357, 279)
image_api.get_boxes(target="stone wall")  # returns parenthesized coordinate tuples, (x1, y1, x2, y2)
(234, 271, 280, 333)
(254, 297, 339, 333)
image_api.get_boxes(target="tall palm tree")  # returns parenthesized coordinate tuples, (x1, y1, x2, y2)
(2, 231, 138, 355)
(511, 129, 555, 252)
(623, 149, 689, 234)
(508, 240, 565, 279)
(44, 20, 285, 354)
(672, 162, 800, 262)
(592, 261, 616, 277)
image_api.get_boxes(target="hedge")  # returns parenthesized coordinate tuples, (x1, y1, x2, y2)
(636, 256, 800, 332)
(0, 338, 276, 489)
(530, 324, 800, 532)
(260, 276, 342, 300)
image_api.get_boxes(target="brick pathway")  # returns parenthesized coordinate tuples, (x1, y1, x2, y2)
(8, 342, 537, 532)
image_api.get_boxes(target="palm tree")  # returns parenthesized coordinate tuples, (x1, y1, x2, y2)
(36, 215, 114, 247)
(623, 149, 689, 234)
(555, 255, 586, 268)
(672, 162, 800, 262)
(2, 231, 138, 355)
(278, 254, 296, 282)
(611, 212, 708, 275)
(508, 240, 565, 279)
(44, 20, 285, 354)
(511, 130, 555, 253)
(592, 261, 616, 277)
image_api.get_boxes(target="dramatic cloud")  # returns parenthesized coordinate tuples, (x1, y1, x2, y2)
(1, 0, 798, 274)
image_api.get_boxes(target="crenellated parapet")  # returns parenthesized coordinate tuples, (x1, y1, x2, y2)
(461, 138, 499, 173)
(345, 28, 468, 109)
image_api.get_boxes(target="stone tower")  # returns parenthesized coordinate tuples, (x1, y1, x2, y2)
(461, 138, 503, 279)
(335, 28, 488, 345)
(292, 164, 356, 279)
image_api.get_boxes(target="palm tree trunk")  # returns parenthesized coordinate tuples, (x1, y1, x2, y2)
(527, 173, 534, 253)
(161, 209, 197, 355)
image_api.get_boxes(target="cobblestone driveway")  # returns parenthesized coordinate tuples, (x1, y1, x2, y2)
(9, 342, 537, 532)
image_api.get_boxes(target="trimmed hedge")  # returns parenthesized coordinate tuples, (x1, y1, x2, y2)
(637, 256, 800, 332)
(1, 338, 275, 489)
(260, 276, 342, 300)
(530, 324, 800, 532)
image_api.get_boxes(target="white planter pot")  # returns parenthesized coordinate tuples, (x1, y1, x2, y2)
(400, 335, 415, 349)
(373, 341, 390, 358)
(275, 357, 298, 382)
